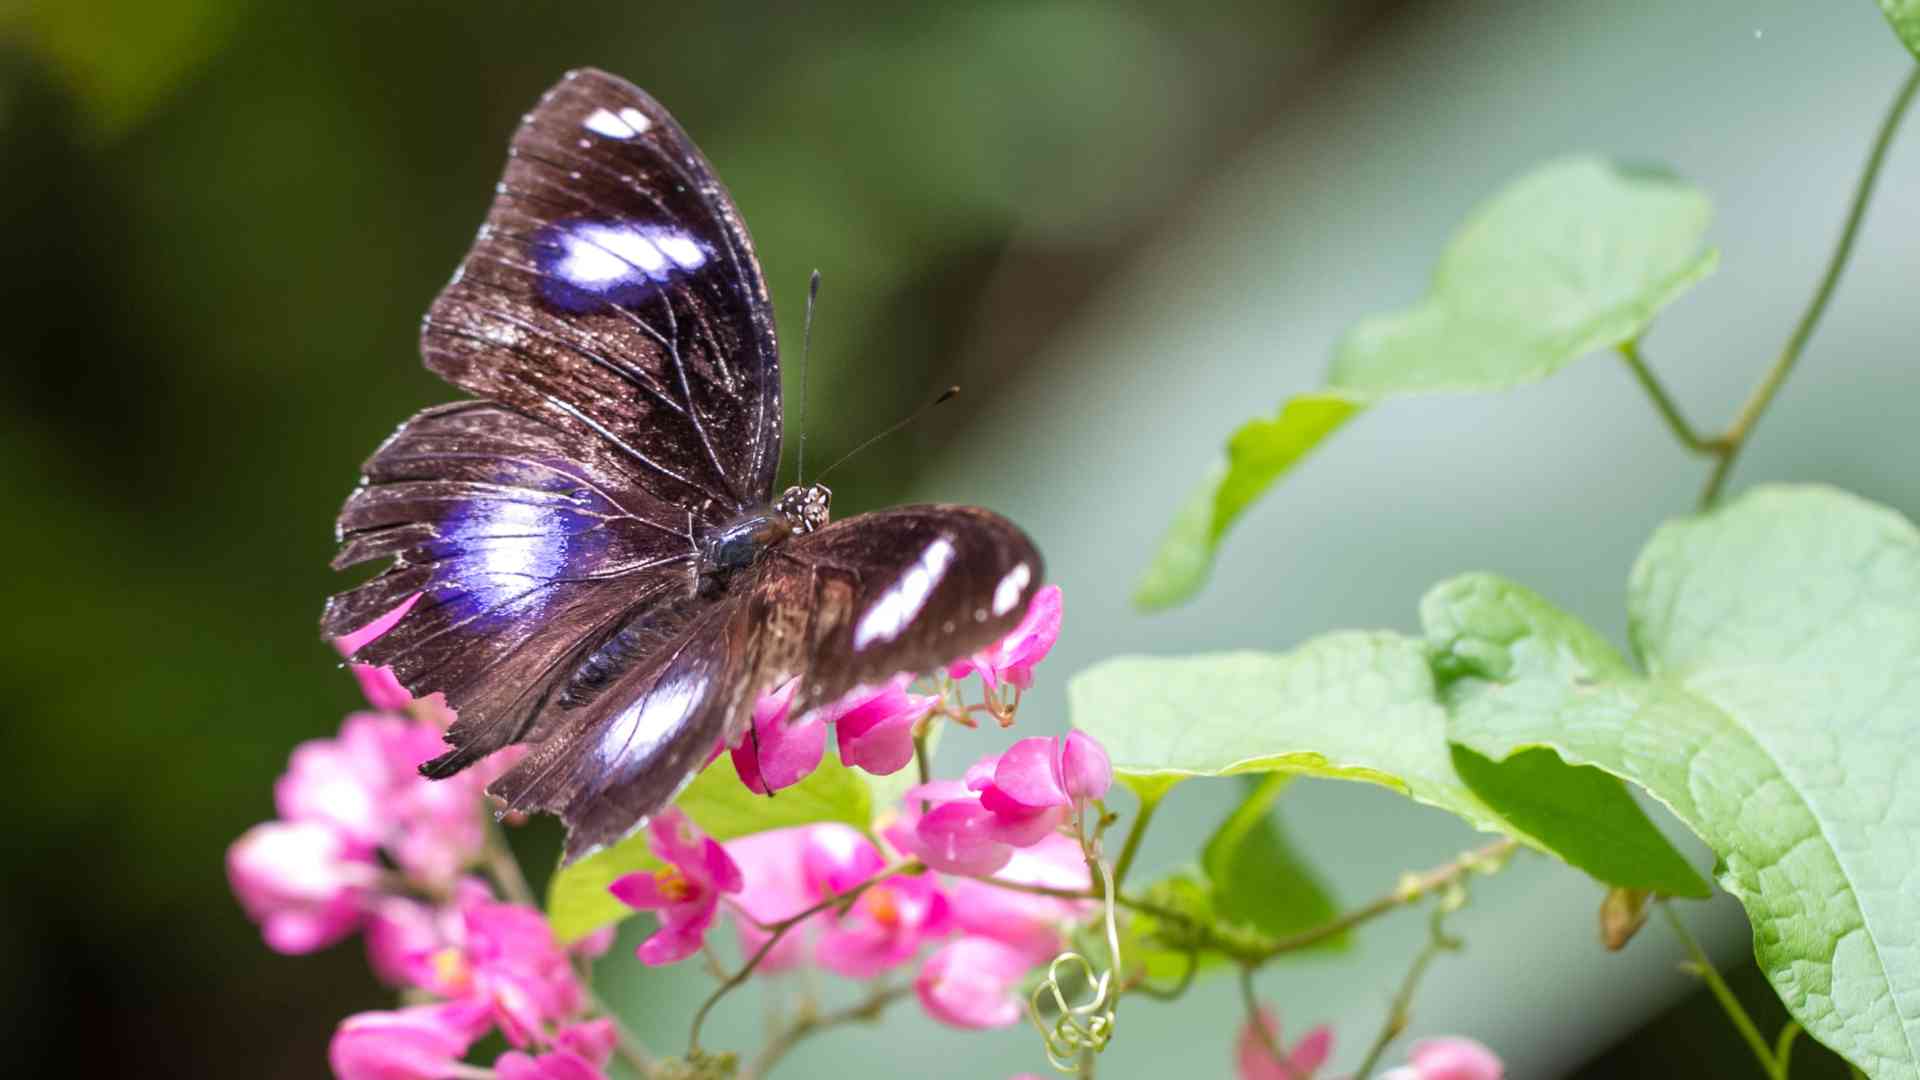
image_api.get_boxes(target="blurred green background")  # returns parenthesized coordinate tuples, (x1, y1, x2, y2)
(1, 1, 1912, 1077)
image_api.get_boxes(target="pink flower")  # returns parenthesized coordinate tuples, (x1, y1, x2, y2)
(274, 712, 434, 848)
(334, 593, 422, 711)
(820, 674, 937, 775)
(893, 778, 1018, 876)
(553, 1019, 618, 1066)
(730, 678, 825, 794)
(272, 709, 497, 890)
(946, 833, 1092, 964)
(610, 809, 743, 965)
(796, 826, 950, 976)
(730, 675, 936, 792)
(1058, 731, 1112, 803)
(977, 734, 1110, 828)
(1236, 1006, 1333, 1080)
(916, 937, 1033, 1029)
(1379, 1037, 1504, 1080)
(494, 1049, 607, 1080)
(327, 1000, 489, 1080)
(363, 896, 456, 987)
(948, 585, 1061, 692)
(973, 739, 1071, 844)
(387, 763, 490, 889)
(455, 893, 584, 1046)
(912, 732, 1113, 868)
(724, 826, 833, 972)
(227, 820, 377, 954)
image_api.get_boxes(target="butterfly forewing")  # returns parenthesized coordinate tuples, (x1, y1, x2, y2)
(422, 68, 781, 517)
(745, 505, 1045, 718)
(328, 69, 782, 772)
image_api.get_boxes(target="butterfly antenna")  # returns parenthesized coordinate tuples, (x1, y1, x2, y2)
(814, 385, 960, 484)
(796, 270, 822, 484)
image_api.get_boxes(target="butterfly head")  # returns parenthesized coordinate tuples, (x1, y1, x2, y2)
(775, 483, 832, 534)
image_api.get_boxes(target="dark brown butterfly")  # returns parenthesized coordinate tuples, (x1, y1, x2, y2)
(321, 69, 1043, 861)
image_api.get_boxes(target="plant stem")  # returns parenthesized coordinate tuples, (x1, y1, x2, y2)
(745, 984, 911, 1078)
(687, 860, 917, 1053)
(1773, 1022, 1802, 1080)
(974, 836, 1514, 969)
(1237, 965, 1293, 1075)
(1662, 902, 1780, 1079)
(1109, 787, 1164, 890)
(1353, 910, 1460, 1080)
(1699, 64, 1920, 508)
(481, 815, 536, 908)
(1253, 837, 1513, 962)
(582, 985, 658, 1077)
(1618, 342, 1719, 453)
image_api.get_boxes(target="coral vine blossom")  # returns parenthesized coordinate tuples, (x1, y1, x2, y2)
(609, 808, 744, 965)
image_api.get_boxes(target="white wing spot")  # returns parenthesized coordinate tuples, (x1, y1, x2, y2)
(584, 107, 637, 139)
(853, 537, 957, 651)
(992, 562, 1031, 617)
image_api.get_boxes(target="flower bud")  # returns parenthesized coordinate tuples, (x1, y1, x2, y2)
(1599, 886, 1653, 951)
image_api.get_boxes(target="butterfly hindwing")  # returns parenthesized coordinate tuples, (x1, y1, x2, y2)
(323, 402, 705, 771)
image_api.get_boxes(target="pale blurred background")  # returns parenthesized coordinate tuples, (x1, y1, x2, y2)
(2, 1, 1912, 1076)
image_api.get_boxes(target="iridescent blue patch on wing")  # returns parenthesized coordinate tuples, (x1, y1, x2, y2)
(427, 495, 609, 626)
(530, 219, 712, 312)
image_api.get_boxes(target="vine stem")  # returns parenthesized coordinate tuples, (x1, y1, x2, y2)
(1697, 64, 1920, 507)
(1662, 902, 1782, 1079)
(1352, 909, 1460, 1080)
(972, 836, 1516, 966)
(1237, 966, 1294, 1076)
(687, 860, 918, 1053)
(745, 984, 911, 1079)
(1617, 341, 1720, 454)
(480, 815, 536, 908)
(1109, 787, 1163, 890)
(1252, 837, 1512, 962)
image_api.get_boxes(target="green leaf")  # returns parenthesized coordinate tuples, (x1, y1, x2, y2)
(1433, 487, 1920, 1078)
(1881, 1, 1920, 58)
(1133, 394, 1360, 610)
(546, 751, 874, 943)
(1137, 156, 1717, 610)
(1202, 774, 1345, 950)
(1068, 631, 1516, 837)
(1448, 745, 1708, 898)
(1329, 157, 1717, 394)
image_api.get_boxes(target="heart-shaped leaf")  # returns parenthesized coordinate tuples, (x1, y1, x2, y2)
(1433, 486, 1920, 1078)
(1138, 156, 1717, 609)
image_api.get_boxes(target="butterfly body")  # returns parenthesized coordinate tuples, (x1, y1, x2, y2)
(325, 70, 1042, 859)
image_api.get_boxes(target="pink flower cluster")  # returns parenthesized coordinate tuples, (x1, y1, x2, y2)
(328, 882, 620, 1080)
(607, 586, 1103, 1031)
(615, 822, 1102, 1030)
(229, 618, 618, 1080)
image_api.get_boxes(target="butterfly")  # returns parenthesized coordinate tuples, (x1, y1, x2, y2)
(321, 69, 1044, 861)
